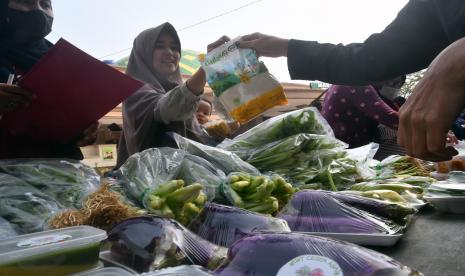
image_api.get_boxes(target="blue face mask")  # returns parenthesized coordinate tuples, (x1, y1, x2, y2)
(1, 7, 53, 45)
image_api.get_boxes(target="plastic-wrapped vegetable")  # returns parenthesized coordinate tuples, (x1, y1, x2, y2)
(108, 216, 227, 273)
(330, 192, 416, 224)
(372, 155, 430, 179)
(218, 107, 334, 159)
(0, 159, 100, 208)
(188, 203, 290, 247)
(277, 190, 404, 234)
(349, 181, 427, 207)
(116, 148, 226, 224)
(0, 217, 20, 240)
(214, 233, 422, 276)
(0, 173, 63, 233)
(141, 265, 213, 276)
(220, 172, 295, 215)
(171, 133, 259, 175)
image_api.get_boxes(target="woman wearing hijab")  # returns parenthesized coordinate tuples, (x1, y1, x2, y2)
(116, 23, 228, 167)
(0, 0, 98, 159)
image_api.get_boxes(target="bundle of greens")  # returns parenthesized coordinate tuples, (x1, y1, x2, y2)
(372, 155, 431, 180)
(221, 172, 295, 215)
(0, 159, 100, 208)
(219, 107, 333, 159)
(0, 173, 63, 233)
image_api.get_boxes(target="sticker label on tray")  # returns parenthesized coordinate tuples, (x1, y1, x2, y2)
(17, 234, 72, 248)
(276, 254, 342, 276)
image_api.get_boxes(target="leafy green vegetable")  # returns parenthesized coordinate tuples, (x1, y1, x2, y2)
(0, 159, 100, 208)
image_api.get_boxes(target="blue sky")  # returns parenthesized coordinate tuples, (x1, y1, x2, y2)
(47, 0, 409, 83)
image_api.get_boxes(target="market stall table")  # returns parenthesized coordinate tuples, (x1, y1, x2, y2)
(371, 206, 465, 276)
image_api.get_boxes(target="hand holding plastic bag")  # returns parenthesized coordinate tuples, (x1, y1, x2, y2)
(201, 37, 287, 124)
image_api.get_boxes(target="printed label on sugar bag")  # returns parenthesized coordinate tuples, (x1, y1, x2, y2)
(200, 37, 287, 124)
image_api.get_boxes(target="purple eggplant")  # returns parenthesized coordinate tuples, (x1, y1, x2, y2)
(278, 190, 404, 234)
(330, 192, 416, 224)
(188, 203, 290, 247)
(108, 216, 227, 273)
(214, 233, 420, 276)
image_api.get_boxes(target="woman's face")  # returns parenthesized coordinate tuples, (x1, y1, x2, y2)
(8, 0, 53, 17)
(152, 32, 180, 76)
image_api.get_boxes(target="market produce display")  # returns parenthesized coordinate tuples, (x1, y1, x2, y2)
(278, 190, 404, 234)
(0, 107, 444, 276)
(221, 172, 295, 215)
(213, 233, 421, 276)
(188, 203, 290, 247)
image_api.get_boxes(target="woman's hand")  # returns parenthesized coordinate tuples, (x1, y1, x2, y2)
(207, 35, 231, 53)
(0, 84, 35, 114)
(237, 32, 289, 57)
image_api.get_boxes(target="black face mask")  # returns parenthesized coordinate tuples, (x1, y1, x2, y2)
(1, 7, 53, 45)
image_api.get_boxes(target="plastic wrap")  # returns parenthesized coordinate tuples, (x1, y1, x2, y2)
(201, 37, 287, 124)
(171, 133, 259, 175)
(108, 216, 227, 273)
(116, 148, 226, 225)
(218, 107, 334, 159)
(330, 192, 417, 225)
(0, 159, 100, 208)
(277, 190, 404, 234)
(372, 155, 430, 179)
(220, 172, 295, 215)
(142, 265, 213, 276)
(214, 232, 422, 276)
(0, 217, 20, 240)
(188, 203, 290, 247)
(0, 173, 63, 233)
(349, 180, 427, 207)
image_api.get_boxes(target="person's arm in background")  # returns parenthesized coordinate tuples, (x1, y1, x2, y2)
(398, 37, 465, 161)
(238, 0, 449, 85)
(346, 86, 399, 128)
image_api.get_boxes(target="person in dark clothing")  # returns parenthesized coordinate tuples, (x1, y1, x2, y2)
(236, 0, 465, 161)
(452, 110, 465, 140)
(0, 0, 98, 159)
